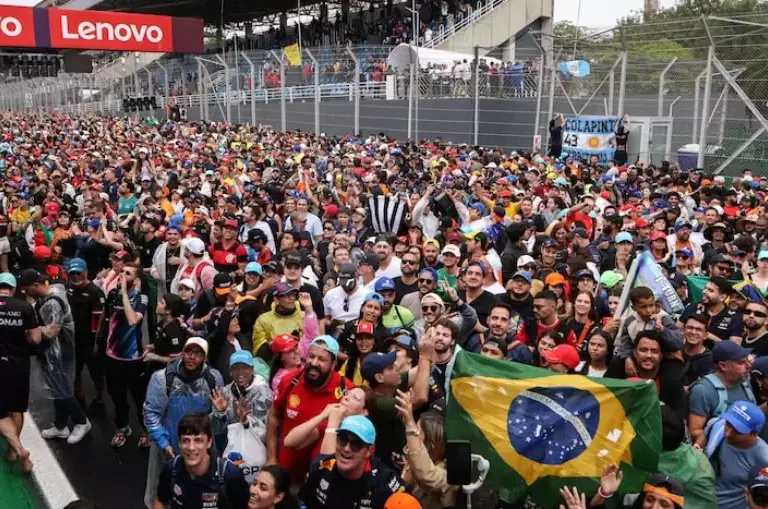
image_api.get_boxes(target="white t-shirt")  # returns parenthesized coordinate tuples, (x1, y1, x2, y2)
(376, 256, 403, 279)
(323, 285, 368, 322)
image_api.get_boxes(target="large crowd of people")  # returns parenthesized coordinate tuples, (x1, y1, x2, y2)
(2, 111, 768, 509)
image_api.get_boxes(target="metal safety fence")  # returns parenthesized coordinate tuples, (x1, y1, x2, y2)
(4, 15, 768, 175)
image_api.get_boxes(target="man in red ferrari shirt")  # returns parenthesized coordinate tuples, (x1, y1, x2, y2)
(265, 335, 354, 484)
(208, 218, 247, 272)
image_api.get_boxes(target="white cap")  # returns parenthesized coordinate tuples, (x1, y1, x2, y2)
(178, 278, 196, 291)
(441, 244, 461, 257)
(185, 237, 206, 256)
(517, 255, 535, 268)
(183, 337, 209, 356)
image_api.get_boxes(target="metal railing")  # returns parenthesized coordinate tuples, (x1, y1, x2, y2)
(420, 0, 507, 48)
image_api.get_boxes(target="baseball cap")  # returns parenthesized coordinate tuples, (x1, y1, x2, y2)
(575, 269, 596, 281)
(271, 334, 299, 354)
(759, 251, 768, 261)
(337, 415, 376, 445)
(752, 357, 768, 377)
(359, 253, 380, 270)
(223, 218, 239, 230)
(723, 400, 765, 435)
(110, 249, 131, 262)
(600, 270, 624, 289)
(710, 254, 733, 266)
(282, 250, 303, 267)
(650, 230, 667, 241)
(178, 278, 196, 291)
(422, 239, 440, 250)
(712, 341, 752, 362)
(337, 263, 357, 287)
(361, 351, 398, 383)
(675, 248, 693, 258)
(517, 255, 535, 269)
(511, 271, 532, 284)
(572, 227, 588, 239)
(247, 228, 267, 244)
(386, 333, 418, 354)
(214, 273, 233, 296)
(469, 202, 488, 216)
(185, 237, 206, 256)
(541, 238, 558, 249)
(375, 277, 396, 292)
(273, 282, 299, 297)
(635, 218, 650, 228)
(229, 350, 254, 368)
(244, 262, 263, 275)
(0, 273, 17, 288)
(357, 321, 375, 336)
(18, 269, 47, 287)
(441, 244, 461, 257)
(67, 258, 87, 274)
(183, 337, 209, 356)
(384, 493, 420, 509)
(669, 272, 688, 290)
(642, 473, 684, 508)
(544, 272, 566, 286)
(310, 335, 340, 358)
(541, 344, 580, 370)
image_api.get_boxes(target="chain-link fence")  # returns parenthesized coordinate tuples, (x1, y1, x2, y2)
(5, 15, 768, 174)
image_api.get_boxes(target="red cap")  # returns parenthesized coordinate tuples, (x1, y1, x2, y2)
(323, 204, 339, 217)
(541, 344, 580, 370)
(45, 202, 60, 214)
(497, 190, 513, 198)
(270, 334, 299, 354)
(650, 230, 667, 241)
(600, 191, 611, 200)
(635, 218, 650, 228)
(357, 321, 375, 336)
(33, 245, 52, 260)
(223, 218, 239, 229)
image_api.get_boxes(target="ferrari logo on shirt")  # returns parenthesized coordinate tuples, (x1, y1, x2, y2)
(335, 386, 345, 399)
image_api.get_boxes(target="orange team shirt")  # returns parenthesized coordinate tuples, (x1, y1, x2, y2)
(274, 368, 355, 482)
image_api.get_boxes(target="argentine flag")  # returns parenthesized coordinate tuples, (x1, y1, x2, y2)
(559, 60, 591, 78)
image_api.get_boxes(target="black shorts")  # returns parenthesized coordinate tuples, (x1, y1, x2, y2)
(0, 372, 30, 419)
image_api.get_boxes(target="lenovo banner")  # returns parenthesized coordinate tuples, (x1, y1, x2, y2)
(0, 6, 203, 53)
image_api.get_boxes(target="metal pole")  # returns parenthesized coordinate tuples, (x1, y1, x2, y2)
(346, 45, 360, 135)
(216, 54, 232, 123)
(658, 57, 677, 117)
(407, 62, 414, 140)
(145, 67, 154, 98)
(693, 69, 706, 143)
(234, 37, 241, 124)
(473, 45, 480, 146)
(415, 9, 420, 143)
(305, 48, 320, 135)
(240, 52, 257, 125)
(718, 83, 729, 145)
(157, 61, 170, 115)
(617, 50, 627, 117)
(197, 58, 207, 120)
(297, 0, 302, 54)
(269, 50, 286, 131)
(697, 46, 715, 169)
(546, 51, 558, 146)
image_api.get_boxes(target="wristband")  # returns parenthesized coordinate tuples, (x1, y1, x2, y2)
(597, 487, 614, 499)
(419, 355, 432, 363)
(325, 428, 338, 434)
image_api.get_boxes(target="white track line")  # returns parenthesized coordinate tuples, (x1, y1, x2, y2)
(20, 412, 79, 509)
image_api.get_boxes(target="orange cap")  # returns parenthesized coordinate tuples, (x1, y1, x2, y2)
(545, 272, 566, 286)
(384, 493, 421, 509)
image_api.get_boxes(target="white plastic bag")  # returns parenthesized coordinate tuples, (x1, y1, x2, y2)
(222, 421, 266, 483)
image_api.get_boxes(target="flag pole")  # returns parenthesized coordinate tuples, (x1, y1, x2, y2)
(297, 0, 303, 56)
(612, 253, 641, 342)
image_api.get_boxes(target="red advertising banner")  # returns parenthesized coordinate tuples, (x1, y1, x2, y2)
(0, 7, 203, 53)
(0, 6, 37, 48)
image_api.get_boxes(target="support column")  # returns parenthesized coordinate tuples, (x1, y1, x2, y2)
(501, 37, 516, 63)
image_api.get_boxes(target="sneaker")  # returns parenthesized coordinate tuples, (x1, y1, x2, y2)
(67, 420, 92, 444)
(41, 426, 70, 439)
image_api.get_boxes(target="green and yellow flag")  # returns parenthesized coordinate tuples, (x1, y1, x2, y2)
(446, 351, 662, 507)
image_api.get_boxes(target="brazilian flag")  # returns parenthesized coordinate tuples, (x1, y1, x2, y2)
(446, 351, 662, 508)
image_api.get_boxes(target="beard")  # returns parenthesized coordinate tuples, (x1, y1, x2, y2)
(746, 321, 764, 331)
(304, 365, 330, 388)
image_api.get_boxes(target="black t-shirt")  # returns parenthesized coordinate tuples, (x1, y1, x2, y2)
(137, 235, 162, 268)
(66, 282, 105, 345)
(682, 349, 715, 387)
(156, 456, 249, 509)
(0, 296, 39, 376)
(679, 303, 743, 347)
(77, 238, 112, 279)
(146, 319, 187, 375)
(459, 290, 499, 327)
(745, 331, 768, 358)
(393, 277, 418, 304)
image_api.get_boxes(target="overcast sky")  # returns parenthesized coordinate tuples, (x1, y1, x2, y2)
(0, 0, 679, 27)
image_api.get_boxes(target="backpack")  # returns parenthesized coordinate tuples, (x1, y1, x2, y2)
(695, 372, 756, 418)
(170, 455, 233, 509)
(165, 363, 218, 397)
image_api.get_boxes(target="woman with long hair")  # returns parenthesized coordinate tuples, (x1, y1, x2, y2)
(247, 465, 300, 509)
(649, 230, 671, 264)
(533, 331, 565, 368)
(336, 292, 389, 360)
(576, 330, 614, 378)
(559, 291, 599, 351)
(545, 221, 569, 266)
(283, 386, 375, 450)
(395, 390, 457, 509)
(544, 272, 572, 321)
(268, 334, 304, 398)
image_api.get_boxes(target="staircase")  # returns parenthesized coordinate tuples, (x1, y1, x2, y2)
(421, 0, 552, 57)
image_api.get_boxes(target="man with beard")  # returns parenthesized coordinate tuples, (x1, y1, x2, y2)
(65, 258, 106, 414)
(266, 336, 354, 484)
(505, 272, 536, 356)
(150, 223, 186, 301)
(374, 235, 402, 279)
(744, 300, 768, 357)
(678, 277, 743, 346)
(421, 239, 442, 270)
(324, 263, 368, 330)
(516, 290, 561, 346)
(667, 222, 703, 265)
(393, 251, 419, 302)
(688, 341, 756, 449)
(486, 303, 533, 364)
(300, 416, 404, 509)
(534, 239, 566, 281)
(137, 216, 162, 271)
(277, 250, 323, 315)
(377, 277, 416, 335)
(458, 262, 499, 327)
(400, 267, 438, 320)
(144, 338, 224, 507)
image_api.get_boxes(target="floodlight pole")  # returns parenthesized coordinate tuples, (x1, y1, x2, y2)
(269, 49, 286, 131)
(346, 44, 360, 135)
(240, 52, 257, 125)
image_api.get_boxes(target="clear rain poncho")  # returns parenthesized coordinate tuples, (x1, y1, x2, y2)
(34, 284, 77, 400)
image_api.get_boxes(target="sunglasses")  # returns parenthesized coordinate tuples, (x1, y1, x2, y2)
(422, 304, 439, 313)
(418, 278, 435, 284)
(746, 310, 768, 318)
(337, 432, 366, 452)
(402, 260, 419, 265)
(324, 226, 335, 231)
(343, 296, 350, 313)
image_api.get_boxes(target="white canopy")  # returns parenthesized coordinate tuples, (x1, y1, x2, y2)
(386, 43, 503, 71)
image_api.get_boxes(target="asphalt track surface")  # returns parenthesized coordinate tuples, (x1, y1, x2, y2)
(27, 360, 149, 509)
